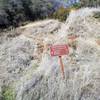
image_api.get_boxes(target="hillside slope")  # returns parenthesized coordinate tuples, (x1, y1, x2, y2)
(0, 8, 100, 100)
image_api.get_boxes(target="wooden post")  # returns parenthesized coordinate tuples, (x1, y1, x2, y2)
(59, 56, 65, 79)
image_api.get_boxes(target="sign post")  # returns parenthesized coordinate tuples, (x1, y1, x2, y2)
(50, 45, 69, 79)
(59, 56, 65, 79)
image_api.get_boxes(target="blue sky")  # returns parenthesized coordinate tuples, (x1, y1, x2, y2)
(54, 0, 80, 7)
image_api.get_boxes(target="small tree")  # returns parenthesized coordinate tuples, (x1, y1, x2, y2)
(4, 0, 26, 27)
(1, 86, 15, 100)
(50, 7, 70, 21)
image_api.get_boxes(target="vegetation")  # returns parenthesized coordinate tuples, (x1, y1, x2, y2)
(1, 86, 15, 100)
(80, 0, 100, 7)
(0, 0, 54, 28)
(93, 11, 100, 21)
(0, 0, 82, 28)
(50, 3, 81, 22)
(71, 3, 81, 9)
(50, 7, 70, 21)
(0, 0, 100, 28)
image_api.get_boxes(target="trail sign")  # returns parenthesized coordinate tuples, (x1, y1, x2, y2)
(50, 44, 69, 79)
(50, 45, 69, 56)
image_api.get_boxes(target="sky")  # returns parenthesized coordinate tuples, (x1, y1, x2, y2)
(54, 0, 80, 7)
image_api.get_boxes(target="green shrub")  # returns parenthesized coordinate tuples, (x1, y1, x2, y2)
(0, 0, 54, 28)
(71, 3, 81, 9)
(1, 86, 15, 100)
(50, 2, 82, 22)
(93, 12, 100, 19)
(80, 0, 100, 7)
(50, 7, 70, 21)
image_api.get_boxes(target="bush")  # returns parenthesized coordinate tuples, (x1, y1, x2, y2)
(0, 0, 26, 28)
(30, 0, 54, 19)
(5, 0, 26, 27)
(0, 10, 9, 28)
(50, 2, 81, 22)
(50, 7, 70, 21)
(80, 0, 100, 7)
(71, 3, 81, 9)
(93, 11, 100, 21)
(1, 86, 15, 100)
(0, 0, 54, 28)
